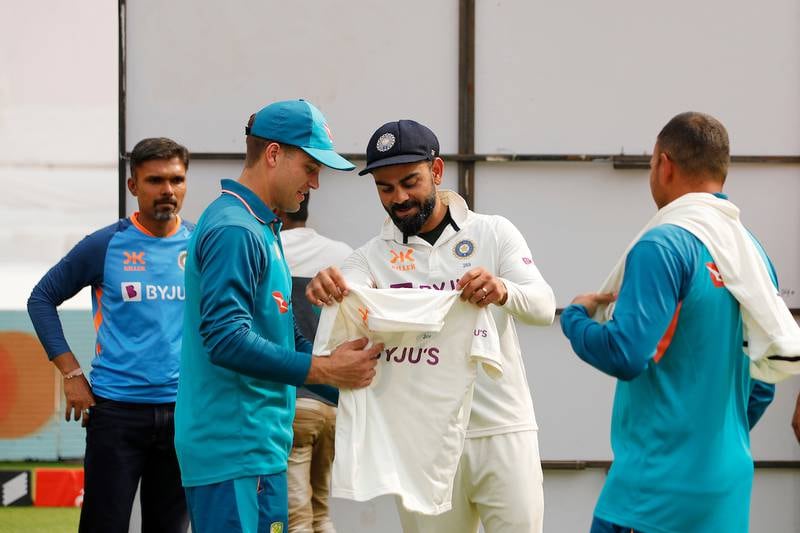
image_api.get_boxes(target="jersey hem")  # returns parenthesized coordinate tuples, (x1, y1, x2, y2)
(181, 465, 287, 488)
(332, 487, 452, 516)
(595, 508, 678, 533)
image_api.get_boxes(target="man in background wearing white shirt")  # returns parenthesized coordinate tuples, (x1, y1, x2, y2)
(278, 193, 352, 533)
(306, 120, 556, 533)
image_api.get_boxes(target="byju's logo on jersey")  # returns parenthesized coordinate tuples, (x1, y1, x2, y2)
(121, 282, 142, 302)
(272, 291, 289, 314)
(123, 251, 146, 272)
(121, 282, 184, 302)
(706, 262, 725, 287)
(390, 248, 415, 271)
(177, 250, 187, 271)
(453, 239, 475, 258)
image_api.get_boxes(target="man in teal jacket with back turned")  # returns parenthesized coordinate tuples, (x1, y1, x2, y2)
(176, 99, 382, 533)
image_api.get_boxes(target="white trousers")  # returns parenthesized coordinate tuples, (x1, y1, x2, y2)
(397, 430, 544, 533)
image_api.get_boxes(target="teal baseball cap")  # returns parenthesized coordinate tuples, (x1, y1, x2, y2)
(245, 99, 355, 171)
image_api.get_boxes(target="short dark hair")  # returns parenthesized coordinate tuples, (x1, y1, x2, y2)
(657, 112, 729, 181)
(244, 113, 297, 168)
(130, 137, 189, 175)
(285, 192, 310, 222)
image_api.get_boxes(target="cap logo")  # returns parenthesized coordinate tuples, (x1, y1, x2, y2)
(376, 133, 396, 152)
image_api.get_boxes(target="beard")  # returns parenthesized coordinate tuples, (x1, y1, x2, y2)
(385, 191, 437, 235)
(152, 200, 178, 221)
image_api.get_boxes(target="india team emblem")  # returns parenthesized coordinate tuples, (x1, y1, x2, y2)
(376, 133, 395, 152)
(177, 250, 187, 270)
(270, 522, 284, 533)
(453, 239, 475, 258)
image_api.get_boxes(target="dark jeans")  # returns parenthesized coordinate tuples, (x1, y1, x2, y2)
(79, 396, 189, 533)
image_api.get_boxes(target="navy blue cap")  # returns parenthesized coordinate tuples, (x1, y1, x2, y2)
(246, 99, 355, 171)
(358, 120, 440, 176)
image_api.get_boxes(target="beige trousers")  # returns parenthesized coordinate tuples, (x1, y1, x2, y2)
(288, 398, 337, 533)
(397, 430, 544, 533)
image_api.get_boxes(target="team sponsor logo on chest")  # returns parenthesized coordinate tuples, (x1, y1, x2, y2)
(390, 279, 459, 291)
(389, 248, 415, 271)
(123, 251, 146, 271)
(381, 345, 440, 366)
(120, 282, 184, 302)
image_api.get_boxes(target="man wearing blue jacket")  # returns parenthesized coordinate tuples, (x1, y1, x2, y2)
(561, 112, 776, 533)
(28, 137, 192, 532)
(175, 99, 381, 533)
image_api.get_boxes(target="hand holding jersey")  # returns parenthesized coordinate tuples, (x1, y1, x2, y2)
(307, 265, 510, 309)
(306, 337, 381, 389)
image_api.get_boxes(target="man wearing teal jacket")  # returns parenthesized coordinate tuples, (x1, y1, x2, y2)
(561, 112, 776, 533)
(176, 99, 381, 533)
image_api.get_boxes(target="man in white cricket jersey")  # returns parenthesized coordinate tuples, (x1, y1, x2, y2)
(306, 120, 556, 533)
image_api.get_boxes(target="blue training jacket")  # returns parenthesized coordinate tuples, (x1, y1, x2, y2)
(561, 194, 776, 533)
(27, 216, 194, 403)
(175, 179, 317, 487)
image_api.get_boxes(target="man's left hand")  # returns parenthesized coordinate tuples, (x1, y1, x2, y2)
(457, 268, 507, 308)
(570, 292, 617, 317)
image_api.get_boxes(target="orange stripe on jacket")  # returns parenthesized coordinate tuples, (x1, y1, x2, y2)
(93, 287, 104, 332)
(654, 301, 683, 363)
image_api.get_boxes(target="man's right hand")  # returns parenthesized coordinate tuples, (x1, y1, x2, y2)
(306, 266, 349, 306)
(64, 374, 95, 427)
(52, 352, 95, 426)
(307, 337, 383, 389)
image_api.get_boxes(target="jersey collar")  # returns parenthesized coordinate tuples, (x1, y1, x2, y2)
(220, 179, 279, 225)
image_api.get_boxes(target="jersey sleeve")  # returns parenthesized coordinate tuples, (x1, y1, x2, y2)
(196, 225, 312, 385)
(341, 247, 377, 288)
(493, 216, 556, 326)
(468, 306, 504, 379)
(560, 239, 689, 380)
(27, 225, 114, 359)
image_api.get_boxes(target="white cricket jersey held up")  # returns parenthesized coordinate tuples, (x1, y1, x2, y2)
(341, 190, 556, 437)
(313, 286, 502, 515)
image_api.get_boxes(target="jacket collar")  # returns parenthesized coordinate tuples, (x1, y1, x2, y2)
(220, 179, 279, 226)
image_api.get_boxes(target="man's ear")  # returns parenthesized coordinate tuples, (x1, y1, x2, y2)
(127, 176, 138, 197)
(264, 142, 281, 167)
(431, 157, 445, 185)
(659, 152, 674, 184)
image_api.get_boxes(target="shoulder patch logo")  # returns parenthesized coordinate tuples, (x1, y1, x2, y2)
(453, 239, 475, 258)
(272, 291, 289, 313)
(706, 262, 725, 287)
(270, 522, 284, 533)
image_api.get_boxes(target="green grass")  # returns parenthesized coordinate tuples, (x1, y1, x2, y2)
(0, 462, 83, 532)
(0, 507, 80, 533)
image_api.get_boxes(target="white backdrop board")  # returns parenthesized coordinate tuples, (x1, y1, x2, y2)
(475, 0, 800, 155)
(125, 0, 459, 154)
